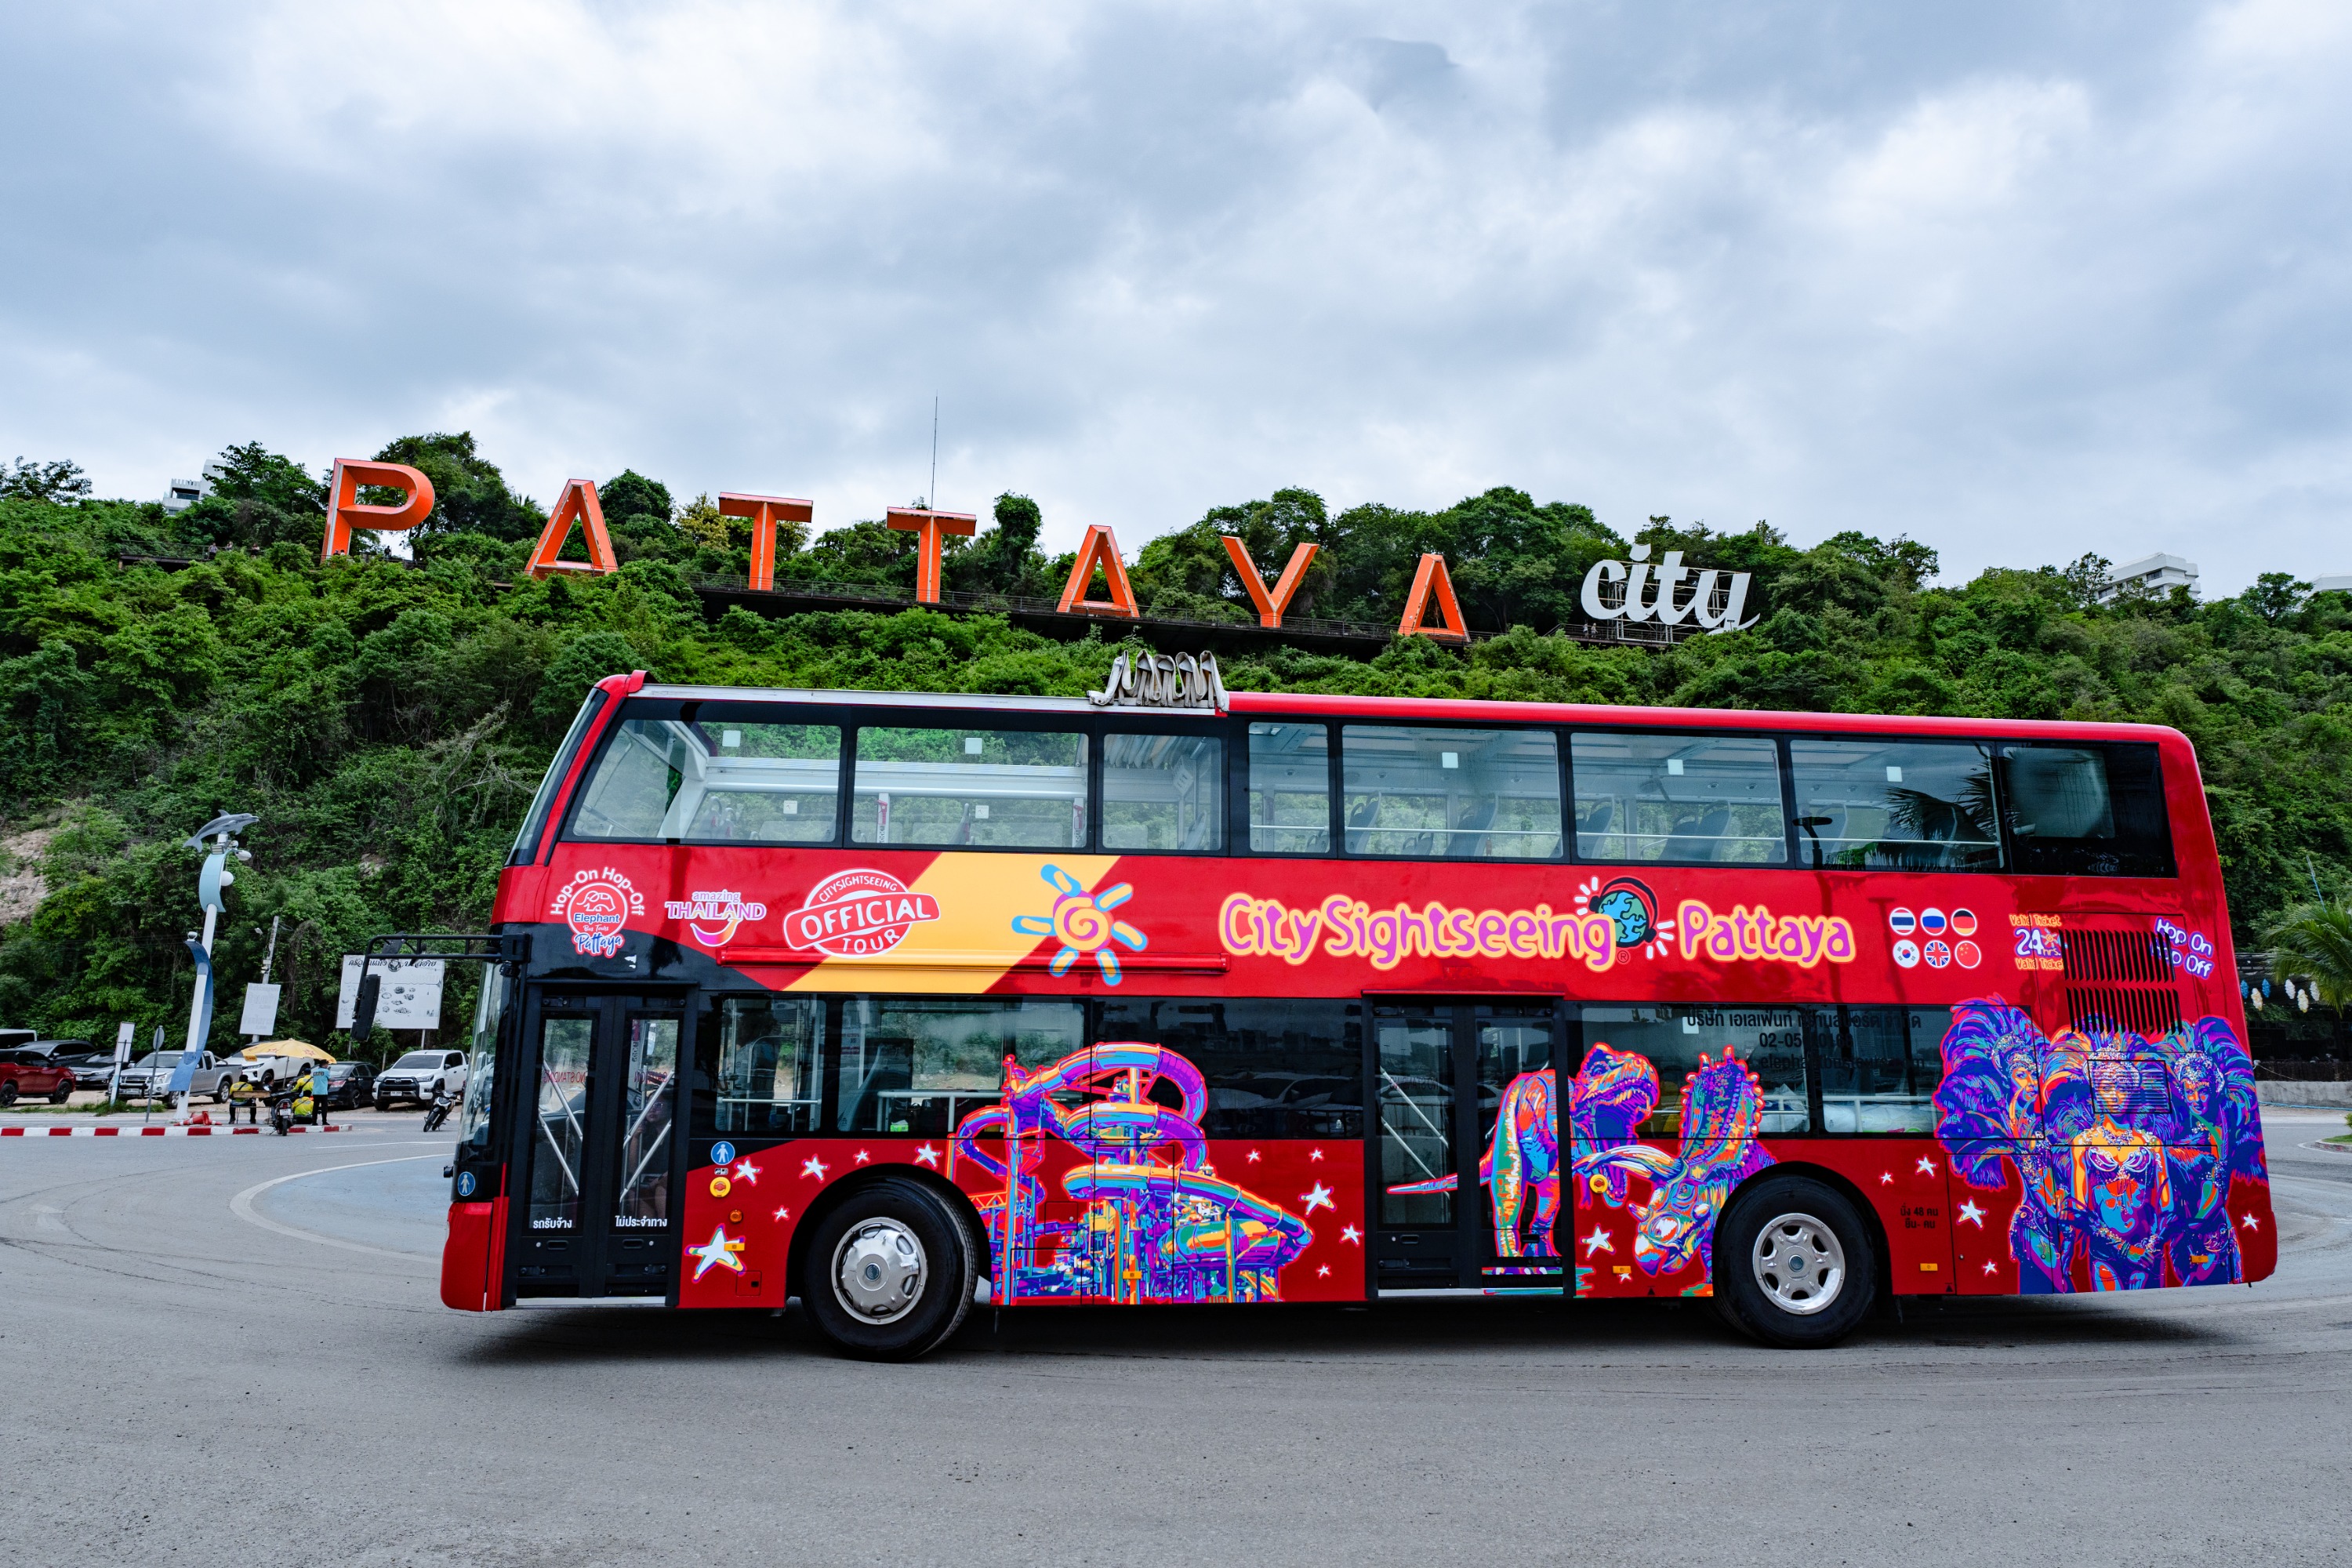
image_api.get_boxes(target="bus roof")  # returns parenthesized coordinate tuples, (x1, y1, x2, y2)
(632, 681, 2183, 746)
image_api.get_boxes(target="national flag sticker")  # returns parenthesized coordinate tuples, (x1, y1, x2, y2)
(1955, 940, 1982, 969)
(1924, 939, 1953, 969)
(1950, 908, 1977, 937)
(1893, 939, 1922, 969)
(1920, 908, 1949, 936)
(1889, 908, 1917, 935)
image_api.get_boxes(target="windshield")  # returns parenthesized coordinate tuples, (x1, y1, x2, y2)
(460, 966, 506, 1152)
(141, 1052, 183, 1067)
(392, 1052, 442, 1069)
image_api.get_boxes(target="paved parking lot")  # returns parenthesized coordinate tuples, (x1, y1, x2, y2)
(2, 1111, 2348, 1567)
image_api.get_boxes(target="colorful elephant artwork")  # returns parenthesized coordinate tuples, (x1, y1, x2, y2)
(1933, 1001, 2268, 1292)
(1386, 1041, 1777, 1284)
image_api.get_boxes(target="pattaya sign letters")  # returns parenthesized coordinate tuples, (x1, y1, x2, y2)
(318, 465, 1754, 641)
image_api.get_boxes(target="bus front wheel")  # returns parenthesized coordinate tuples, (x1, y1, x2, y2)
(800, 1178, 976, 1362)
(1712, 1174, 1876, 1348)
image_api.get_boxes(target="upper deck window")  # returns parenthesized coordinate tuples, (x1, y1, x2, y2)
(1998, 742, 2175, 877)
(851, 727, 1088, 849)
(1102, 733, 1225, 852)
(567, 718, 842, 843)
(1570, 731, 1787, 865)
(1788, 739, 1999, 871)
(1248, 723, 1330, 855)
(1341, 727, 1562, 859)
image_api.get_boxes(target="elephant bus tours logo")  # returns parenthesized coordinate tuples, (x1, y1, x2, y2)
(551, 867, 646, 957)
(784, 869, 942, 958)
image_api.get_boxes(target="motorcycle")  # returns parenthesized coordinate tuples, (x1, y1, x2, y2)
(267, 1086, 296, 1136)
(422, 1084, 456, 1133)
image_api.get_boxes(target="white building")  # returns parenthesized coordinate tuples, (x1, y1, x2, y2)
(2311, 575, 2352, 596)
(162, 477, 205, 513)
(2103, 553, 2199, 601)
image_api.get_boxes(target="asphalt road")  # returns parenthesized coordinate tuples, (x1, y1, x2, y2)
(4, 1112, 2350, 1568)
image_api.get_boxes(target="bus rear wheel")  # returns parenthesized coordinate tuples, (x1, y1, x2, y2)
(1712, 1174, 1875, 1348)
(800, 1178, 976, 1362)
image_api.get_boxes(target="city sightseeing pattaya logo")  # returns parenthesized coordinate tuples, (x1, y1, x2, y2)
(663, 889, 769, 949)
(783, 869, 941, 958)
(552, 867, 646, 958)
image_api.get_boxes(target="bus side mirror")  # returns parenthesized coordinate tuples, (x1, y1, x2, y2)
(352, 974, 382, 1045)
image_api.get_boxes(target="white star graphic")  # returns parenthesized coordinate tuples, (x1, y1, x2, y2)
(1308, 1148, 1325, 1162)
(800, 1155, 829, 1181)
(1915, 1156, 1938, 1178)
(2241, 1212, 2260, 1232)
(1318, 1265, 1330, 1277)
(1956, 1199, 1986, 1228)
(730, 1157, 759, 1185)
(688, 1225, 745, 1280)
(1340, 1224, 1363, 1245)
(1300, 1181, 1335, 1214)
(772, 1206, 790, 1222)
(1983, 1261, 1998, 1276)
(853, 1149, 872, 1165)
(1246, 1149, 1261, 1163)
(1879, 1171, 1894, 1186)
(1582, 1225, 1615, 1258)
(914, 1144, 941, 1167)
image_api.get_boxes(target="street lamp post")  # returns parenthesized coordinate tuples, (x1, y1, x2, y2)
(169, 814, 257, 1124)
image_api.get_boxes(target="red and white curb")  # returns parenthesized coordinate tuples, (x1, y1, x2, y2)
(2, 1123, 373, 1137)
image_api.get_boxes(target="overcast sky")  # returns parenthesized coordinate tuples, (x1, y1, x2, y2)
(4, 1, 2347, 593)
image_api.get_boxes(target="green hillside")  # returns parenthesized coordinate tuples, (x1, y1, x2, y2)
(2, 436, 2346, 1057)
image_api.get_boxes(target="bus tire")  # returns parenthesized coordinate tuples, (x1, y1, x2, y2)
(800, 1178, 974, 1362)
(1711, 1174, 1875, 1348)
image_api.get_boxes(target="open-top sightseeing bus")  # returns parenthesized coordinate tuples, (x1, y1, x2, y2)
(419, 664, 2273, 1358)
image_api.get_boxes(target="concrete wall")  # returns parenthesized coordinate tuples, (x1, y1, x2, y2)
(2258, 1080, 2352, 1107)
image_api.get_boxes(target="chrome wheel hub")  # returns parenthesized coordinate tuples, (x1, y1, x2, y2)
(1751, 1211, 1846, 1316)
(833, 1218, 927, 1323)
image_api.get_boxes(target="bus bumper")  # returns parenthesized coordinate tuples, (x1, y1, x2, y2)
(441, 1199, 508, 1312)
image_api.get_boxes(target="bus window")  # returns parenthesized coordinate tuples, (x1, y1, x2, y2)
(851, 728, 1088, 849)
(1341, 727, 1562, 859)
(1788, 739, 1998, 872)
(509, 689, 606, 864)
(696, 996, 825, 1135)
(1998, 742, 2176, 877)
(1102, 734, 1225, 852)
(566, 719, 842, 843)
(458, 964, 506, 1152)
(1814, 1007, 1948, 1134)
(1570, 732, 1787, 865)
(1581, 1004, 1811, 1135)
(1248, 723, 1330, 854)
(1094, 998, 1363, 1138)
(837, 997, 1084, 1134)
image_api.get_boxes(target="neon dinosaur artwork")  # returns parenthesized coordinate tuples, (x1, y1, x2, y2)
(950, 1042, 1312, 1303)
(1933, 1000, 2266, 1291)
(1573, 1050, 1775, 1276)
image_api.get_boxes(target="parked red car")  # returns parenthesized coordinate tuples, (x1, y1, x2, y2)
(0, 1049, 76, 1106)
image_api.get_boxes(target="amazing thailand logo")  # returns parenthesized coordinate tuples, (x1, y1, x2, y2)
(664, 889, 768, 949)
(551, 867, 645, 957)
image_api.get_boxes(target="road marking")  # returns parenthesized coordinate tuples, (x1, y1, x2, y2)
(229, 1152, 447, 1263)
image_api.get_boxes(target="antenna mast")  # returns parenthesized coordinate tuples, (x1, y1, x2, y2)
(928, 395, 939, 509)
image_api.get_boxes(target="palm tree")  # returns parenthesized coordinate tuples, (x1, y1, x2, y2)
(2262, 900, 2352, 1016)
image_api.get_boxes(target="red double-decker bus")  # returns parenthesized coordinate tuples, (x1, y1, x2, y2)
(428, 667, 2274, 1358)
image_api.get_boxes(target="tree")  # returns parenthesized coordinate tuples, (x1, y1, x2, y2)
(2244, 572, 2311, 625)
(376, 431, 543, 546)
(0, 457, 93, 503)
(2263, 900, 2352, 1016)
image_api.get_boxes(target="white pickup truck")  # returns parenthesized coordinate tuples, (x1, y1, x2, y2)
(114, 1050, 234, 1103)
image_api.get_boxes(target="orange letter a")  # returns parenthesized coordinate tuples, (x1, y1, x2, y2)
(1397, 553, 1468, 643)
(1221, 537, 1318, 628)
(1057, 525, 1138, 617)
(525, 480, 620, 579)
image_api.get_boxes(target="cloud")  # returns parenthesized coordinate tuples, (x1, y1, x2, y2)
(1, 0, 2347, 592)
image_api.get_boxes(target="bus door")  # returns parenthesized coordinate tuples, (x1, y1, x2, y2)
(512, 989, 690, 1299)
(1369, 1000, 1568, 1292)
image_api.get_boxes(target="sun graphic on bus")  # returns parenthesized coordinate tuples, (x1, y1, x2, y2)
(1012, 864, 1149, 983)
(1574, 875, 1676, 960)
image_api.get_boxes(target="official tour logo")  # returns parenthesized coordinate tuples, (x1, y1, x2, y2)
(784, 869, 941, 958)
(664, 889, 769, 949)
(552, 867, 645, 958)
